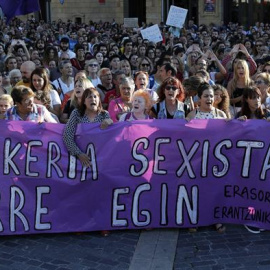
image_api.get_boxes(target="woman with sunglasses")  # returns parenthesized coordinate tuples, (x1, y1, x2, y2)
(254, 73, 270, 109)
(85, 59, 101, 87)
(150, 77, 187, 119)
(138, 57, 153, 75)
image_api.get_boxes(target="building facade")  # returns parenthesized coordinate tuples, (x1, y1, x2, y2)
(38, 0, 270, 27)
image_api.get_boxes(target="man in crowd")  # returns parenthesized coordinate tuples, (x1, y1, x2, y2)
(58, 37, 76, 59)
(16, 61, 36, 87)
(52, 60, 74, 101)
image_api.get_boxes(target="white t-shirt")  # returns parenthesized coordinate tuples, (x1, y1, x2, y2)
(49, 89, 61, 107)
(265, 96, 270, 110)
(58, 49, 76, 59)
(52, 78, 74, 101)
(90, 77, 101, 87)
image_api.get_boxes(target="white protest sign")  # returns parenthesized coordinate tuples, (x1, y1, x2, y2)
(124, 18, 138, 28)
(140, 24, 163, 43)
(166, 5, 188, 28)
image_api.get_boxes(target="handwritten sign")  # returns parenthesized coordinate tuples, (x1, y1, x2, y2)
(140, 24, 163, 43)
(124, 18, 138, 28)
(166, 5, 188, 28)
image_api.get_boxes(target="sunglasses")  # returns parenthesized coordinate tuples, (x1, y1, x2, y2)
(256, 44, 263, 47)
(165, 85, 178, 91)
(1, 72, 9, 77)
(141, 63, 150, 67)
(263, 69, 270, 73)
(255, 80, 265, 84)
(89, 64, 98, 67)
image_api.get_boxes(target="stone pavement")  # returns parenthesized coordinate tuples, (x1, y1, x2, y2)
(0, 225, 270, 270)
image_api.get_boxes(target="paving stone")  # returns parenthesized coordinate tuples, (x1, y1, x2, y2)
(0, 259, 14, 266)
(40, 263, 59, 270)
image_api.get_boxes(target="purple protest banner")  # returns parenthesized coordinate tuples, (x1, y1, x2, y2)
(0, 0, 40, 23)
(0, 119, 270, 235)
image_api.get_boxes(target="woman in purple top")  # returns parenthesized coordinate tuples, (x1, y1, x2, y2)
(108, 77, 135, 122)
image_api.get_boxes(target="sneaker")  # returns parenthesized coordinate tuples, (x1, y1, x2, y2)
(244, 225, 261, 234)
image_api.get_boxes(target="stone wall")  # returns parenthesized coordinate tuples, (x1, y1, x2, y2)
(51, 0, 124, 24)
(49, 0, 223, 27)
(146, 0, 162, 24)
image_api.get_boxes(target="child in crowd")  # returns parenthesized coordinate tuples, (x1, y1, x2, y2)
(0, 94, 13, 119)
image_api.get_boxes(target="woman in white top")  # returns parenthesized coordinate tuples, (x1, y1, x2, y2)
(85, 59, 101, 87)
(186, 82, 226, 233)
(30, 67, 61, 117)
(186, 82, 227, 120)
(254, 72, 270, 110)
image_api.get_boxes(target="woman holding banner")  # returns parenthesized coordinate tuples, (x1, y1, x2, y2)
(237, 86, 270, 233)
(186, 82, 227, 120)
(63, 88, 113, 168)
(186, 82, 227, 233)
(5, 86, 57, 123)
(60, 77, 93, 123)
(237, 86, 270, 120)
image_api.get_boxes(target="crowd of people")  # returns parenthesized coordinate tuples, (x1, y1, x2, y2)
(0, 16, 270, 234)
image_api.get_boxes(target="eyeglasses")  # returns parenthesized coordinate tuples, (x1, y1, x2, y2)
(165, 85, 178, 91)
(22, 97, 34, 105)
(89, 64, 98, 67)
(141, 63, 150, 67)
(255, 80, 265, 85)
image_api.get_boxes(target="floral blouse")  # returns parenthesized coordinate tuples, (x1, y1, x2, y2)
(63, 108, 110, 156)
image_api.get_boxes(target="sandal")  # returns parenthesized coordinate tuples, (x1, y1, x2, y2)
(215, 224, 226, 233)
(188, 228, 197, 233)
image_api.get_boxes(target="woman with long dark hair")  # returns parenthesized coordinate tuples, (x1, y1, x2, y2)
(186, 82, 227, 120)
(237, 86, 270, 120)
(30, 67, 61, 117)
